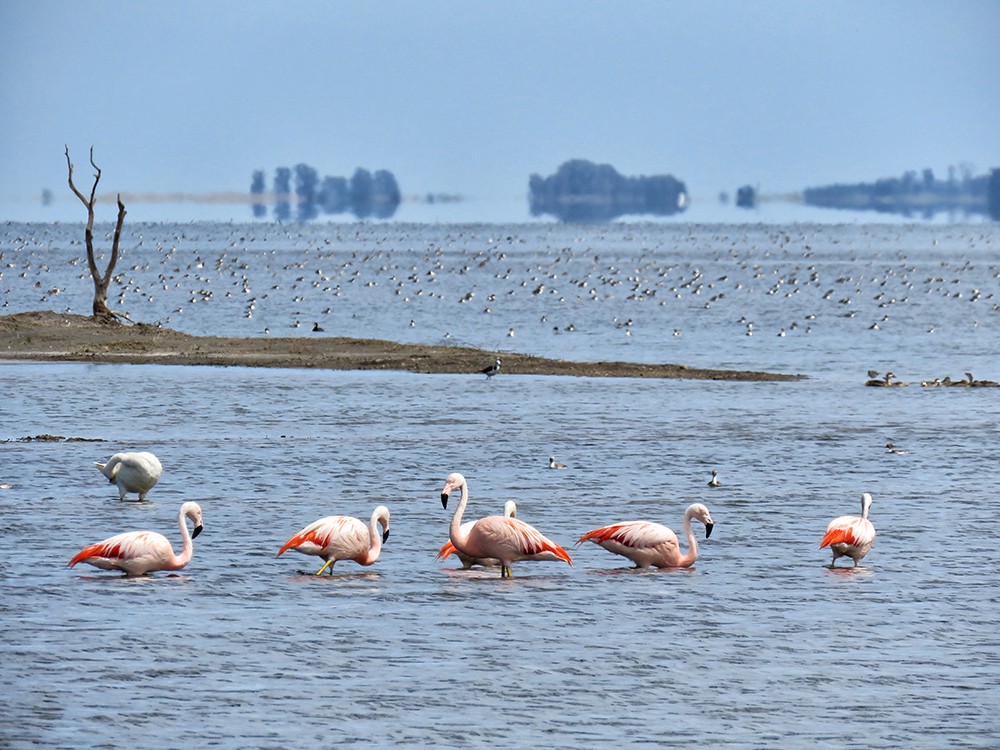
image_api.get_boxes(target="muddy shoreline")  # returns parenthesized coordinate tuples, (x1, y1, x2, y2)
(0, 311, 802, 381)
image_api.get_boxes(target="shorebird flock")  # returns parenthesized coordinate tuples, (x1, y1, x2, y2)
(2, 223, 997, 366)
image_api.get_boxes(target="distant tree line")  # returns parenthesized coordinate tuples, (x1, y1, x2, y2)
(251, 163, 401, 221)
(802, 166, 993, 219)
(529, 159, 688, 222)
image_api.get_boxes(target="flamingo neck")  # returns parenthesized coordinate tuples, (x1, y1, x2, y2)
(169, 510, 195, 570)
(366, 512, 384, 562)
(449, 482, 469, 549)
(678, 513, 699, 567)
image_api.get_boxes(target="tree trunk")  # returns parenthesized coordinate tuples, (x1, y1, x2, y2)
(65, 146, 128, 323)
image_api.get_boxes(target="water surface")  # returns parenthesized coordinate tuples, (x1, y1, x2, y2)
(1, 222, 998, 748)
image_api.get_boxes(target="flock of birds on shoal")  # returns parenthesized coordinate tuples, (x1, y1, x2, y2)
(65, 450, 876, 579)
(2, 224, 998, 347)
(864, 369, 1000, 387)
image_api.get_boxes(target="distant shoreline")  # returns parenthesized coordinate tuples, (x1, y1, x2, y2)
(0, 311, 802, 382)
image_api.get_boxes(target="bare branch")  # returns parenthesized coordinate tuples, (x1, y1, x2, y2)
(64, 145, 89, 207)
(87, 146, 101, 205)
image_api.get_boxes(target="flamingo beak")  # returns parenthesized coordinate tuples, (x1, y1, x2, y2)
(382, 528, 390, 543)
(192, 524, 204, 539)
(704, 522, 714, 539)
(441, 492, 450, 509)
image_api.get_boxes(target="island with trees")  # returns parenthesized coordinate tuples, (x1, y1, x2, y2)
(251, 163, 401, 221)
(802, 166, 996, 219)
(529, 159, 688, 222)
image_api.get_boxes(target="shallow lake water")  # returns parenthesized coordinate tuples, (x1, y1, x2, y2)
(1, 221, 999, 748)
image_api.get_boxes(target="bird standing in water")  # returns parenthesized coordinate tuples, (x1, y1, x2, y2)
(68, 502, 204, 576)
(440, 472, 572, 578)
(820, 492, 876, 567)
(577, 503, 714, 569)
(277, 506, 391, 575)
(482, 357, 502, 379)
(437, 500, 518, 568)
(94, 451, 163, 501)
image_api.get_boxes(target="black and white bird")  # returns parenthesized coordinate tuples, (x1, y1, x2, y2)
(548, 456, 568, 470)
(482, 357, 502, 379)
(708, 469, 721, 487)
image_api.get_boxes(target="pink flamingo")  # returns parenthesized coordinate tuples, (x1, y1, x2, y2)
(437, 500, 518, 568)
(277, 505, 390, 575)
(820, 492, 876, 567)
(440, 472, 572, 578)
(576, 503, 714, 568)
(67, 501, 204, 576)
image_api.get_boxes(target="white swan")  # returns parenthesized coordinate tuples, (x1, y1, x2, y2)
(95, 451, 163, 500)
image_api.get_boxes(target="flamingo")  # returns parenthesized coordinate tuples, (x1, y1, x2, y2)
(95, 451, 163, 500)
(67, 501, 204, 576)
(576, 503, 714, 569)
(277, 506, 390, 575)
(440, 472, 572, 578)
(437, 500, 517, 568)
(820, 492, 876, 567)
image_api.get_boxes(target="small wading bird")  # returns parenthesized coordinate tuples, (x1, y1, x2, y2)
(481, 357, 501, 379)
(67, 501, 204, 576)
(277, 506, 390, 575)
(437, 500, 518, 568)
(548, 456, 568, 470)
(885, 441, 909, 455)
(440, 472, 572, 578)
(577, 503, 714, 569)
(819, 492, 876, 568)
(94, 451, 163, 501)
(708, 469, 720, 487)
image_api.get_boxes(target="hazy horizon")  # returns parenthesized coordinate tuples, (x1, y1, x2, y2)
(2, 1, 998, 224)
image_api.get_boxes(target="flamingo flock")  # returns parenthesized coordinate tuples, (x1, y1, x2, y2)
(68, 449, 877, 577)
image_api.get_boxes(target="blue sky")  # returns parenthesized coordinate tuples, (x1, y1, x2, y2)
(1, 0, 998, 222)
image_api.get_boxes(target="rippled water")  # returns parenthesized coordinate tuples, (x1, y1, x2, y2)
(2, 222, 999, 748)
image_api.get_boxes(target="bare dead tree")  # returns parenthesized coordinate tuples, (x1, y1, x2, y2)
(65, 145, 130, 323)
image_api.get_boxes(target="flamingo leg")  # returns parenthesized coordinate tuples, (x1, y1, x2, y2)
(501, 564, 512, 578)
(316, 559, 335, 576)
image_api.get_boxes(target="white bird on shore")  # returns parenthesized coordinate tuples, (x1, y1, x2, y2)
(94, 451, 163, 501)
